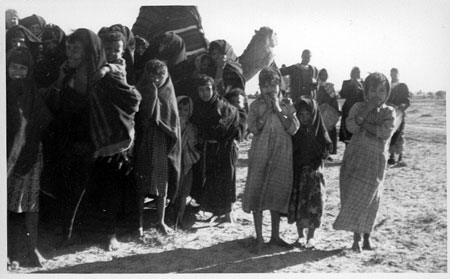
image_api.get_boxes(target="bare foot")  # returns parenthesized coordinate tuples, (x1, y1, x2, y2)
(156, 223, 174, 236)
(138, 227, 144, 238)
(28, 248, 46, 267)
(362, 240, 373, 250)
(305, 238, 316, 249)
(351, 241, 362, 252)
(107, 234, 121, 251)
(269, 237, 293, 249)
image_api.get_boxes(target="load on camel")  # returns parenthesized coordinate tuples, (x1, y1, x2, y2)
(132, 5, 278, 84)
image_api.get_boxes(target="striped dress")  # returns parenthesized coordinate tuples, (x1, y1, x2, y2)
(333, 102, 395, 233)
(242, 97, 299, 214)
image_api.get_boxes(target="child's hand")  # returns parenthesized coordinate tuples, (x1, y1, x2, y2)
(92, 66, 110, 82)
(366, 96, 379, 111)
(272, 96, 282, 113)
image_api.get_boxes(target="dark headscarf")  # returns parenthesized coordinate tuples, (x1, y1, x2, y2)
(19, 14, 46, 39)
(191, 75, 240, 141)
(292, 96, 332, 169)
(145, 32, 187, 69)
(208, 39, 245, 93)
(7, 46, 52, 176)
(135, 61, 182, 198)
(6, 25, 41, 57)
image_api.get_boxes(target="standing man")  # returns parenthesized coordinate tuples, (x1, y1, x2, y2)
(280, 49, 318, 102)
(387, 68, 411, 166)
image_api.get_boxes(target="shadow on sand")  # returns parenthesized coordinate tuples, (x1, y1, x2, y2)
(35, 238, 344, 273)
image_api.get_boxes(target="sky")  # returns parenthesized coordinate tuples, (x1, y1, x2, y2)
(2, 0, 450, 95)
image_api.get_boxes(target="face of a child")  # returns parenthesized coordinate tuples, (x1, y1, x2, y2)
(66, 40, 85, 69)
(135, 44, 147, 56)
(261, 84, 279, 100)
(298, 108, 313, 126)
(178, 102, 191, 120)
(149, 70, 168, 88)
(104, 40, 124, 63)
(319, 71, 328, 82)
(198, 82, 214, 102)
(8, 62, 29, 80)
(366, 83, 388, 107)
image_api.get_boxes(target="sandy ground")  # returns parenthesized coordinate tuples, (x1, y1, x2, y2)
(6, 98, 447, 274)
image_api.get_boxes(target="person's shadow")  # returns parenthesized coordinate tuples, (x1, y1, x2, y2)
(34, 238, 344, 273)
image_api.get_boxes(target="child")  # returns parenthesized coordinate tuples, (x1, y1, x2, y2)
(94, 31, 127, 81)
(333, 72, 396, 252)
(288, 96, 332, 249)
(7, 46, 51, 268)
(134, 59, 181, 236)
(242, 67, 299, 253)
(174, 96, 201, 229)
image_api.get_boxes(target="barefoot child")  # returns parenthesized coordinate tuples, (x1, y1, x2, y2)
(134, 59, 181, 236)
(7, 46, 52, 268)
(333, 72, 396, 252)
(242, 67, 299, 253)
(288, 96, 332, 249)
(174, 96, 201, 229)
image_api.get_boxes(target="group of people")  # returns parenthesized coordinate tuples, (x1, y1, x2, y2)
(5, 7, 411, 271)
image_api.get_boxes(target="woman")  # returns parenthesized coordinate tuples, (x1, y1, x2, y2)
(34, 24, 67, 88)
(333, 73, 396, 252)
(6, 25, 41, 59)
(339, 66, 364, 145)
(208, 39, 246, 96)
(7, 46, 52, 268)
(316, 68, 340, 157)
(191, 75, 240, 223)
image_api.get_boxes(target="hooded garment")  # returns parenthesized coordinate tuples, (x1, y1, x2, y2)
(292, 96, 332, 170)
(7, 46, 52, 213)
(6, 25, 41, 59)
(19, 14, 46, 39)
(134, 68, 181, 199)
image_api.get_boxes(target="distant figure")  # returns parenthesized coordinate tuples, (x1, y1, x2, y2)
(386, 68, 411, 166)
(316, 68, 340, 158)
(133, 35, 149, 82)
(280, 49, 318, 102)
(5, 9, 19, 30)
(288, 96, 332, 249)
(333, 73, 396, 252)
(339, 66, 364, 145)
(242, 67, 299, 253)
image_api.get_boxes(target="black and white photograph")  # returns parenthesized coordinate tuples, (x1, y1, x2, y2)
(2, 0, 448, 276)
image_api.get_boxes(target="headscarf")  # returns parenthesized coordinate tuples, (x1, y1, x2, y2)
(6, 25, 41, 56)
(145, 32, 187, 69)
(292, 96, 332, 169)
(208, 39, 245, 93)
(19, 14, 46, 39)
(7, 46, 52, 176)
(135, 62, 182, 193)
(191, 76, 240, 141)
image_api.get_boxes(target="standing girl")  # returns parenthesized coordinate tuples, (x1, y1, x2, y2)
(7, 46, 52, 268)
(288, 96, 332, 249)
(333, 73, 396, 252)
(242, 67, 299, 253)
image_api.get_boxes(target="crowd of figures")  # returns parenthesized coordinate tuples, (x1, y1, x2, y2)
(5, 9, 411, 270)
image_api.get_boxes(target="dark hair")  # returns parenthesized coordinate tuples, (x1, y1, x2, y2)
(363, 72, 390, 98)
(225, 87, 245, 99)
(258, 67, 281, 87)
(195, 74, 215, 89)
(178, 96, 191, 106)
(390, 67, 399, 73)
(102, 31, 125, 45)
(145, 59, 167, 76)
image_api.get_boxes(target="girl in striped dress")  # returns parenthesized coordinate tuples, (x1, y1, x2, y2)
(333, 73, 396, 252)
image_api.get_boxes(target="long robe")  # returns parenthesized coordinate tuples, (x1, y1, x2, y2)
(339, 79, 364, 144)
(191, 93, 240, 215)
(134, 74, 181, 200)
